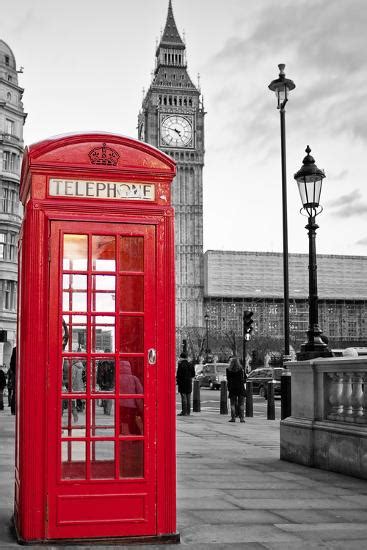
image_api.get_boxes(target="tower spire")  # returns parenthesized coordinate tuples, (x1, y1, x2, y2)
(160, 0, 184, 47)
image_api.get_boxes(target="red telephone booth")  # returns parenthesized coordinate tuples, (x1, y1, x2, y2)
(14, 133, 178, 544)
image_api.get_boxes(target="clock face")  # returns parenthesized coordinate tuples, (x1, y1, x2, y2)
(161, 115, 193, 147)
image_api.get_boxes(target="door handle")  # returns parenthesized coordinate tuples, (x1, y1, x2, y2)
(148, 348, 156, 365)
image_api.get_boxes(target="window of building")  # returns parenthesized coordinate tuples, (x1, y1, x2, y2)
(9, 233, 16, 260)
(0, 233, 5, 259)
(3, 151, 17, 172)
(5, 55, 9, 66)
(3, 280, 16, 311)
(6, 92, 11, 101)
(5, 119, 14, 135)
(7, 75, 12, 82)
(1, 187, 18, 214)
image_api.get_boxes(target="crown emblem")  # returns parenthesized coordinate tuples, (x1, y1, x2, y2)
(88, 143, 120, 166)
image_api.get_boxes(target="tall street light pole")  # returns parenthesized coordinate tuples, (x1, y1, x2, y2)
(204, 313, 209, 359)
(268, 64, 296, 359)
(294, 146, 332, 360)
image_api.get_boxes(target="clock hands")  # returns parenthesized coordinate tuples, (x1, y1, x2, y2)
(173, 127, 181, 136)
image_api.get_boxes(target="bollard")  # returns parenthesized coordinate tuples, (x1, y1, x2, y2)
(192, 379, 201, 412)
(245, 381, 253, 417)
(267, 380, 276, 420)
(220, 380, 228, 415)
(281, 372, 291, 420)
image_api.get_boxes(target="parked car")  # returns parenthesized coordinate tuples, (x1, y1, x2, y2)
(195, 363, 228, 390)
(246, 367, 287, 399)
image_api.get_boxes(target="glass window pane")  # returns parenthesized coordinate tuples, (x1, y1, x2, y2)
(120, 316, 144, 353)
(62, 358, 86, 393)
(62, 441, 86, 479)
(91, 317, 115, 353)
(93, 275, 115, 290)
(61, 399, 86, 437)
(90, 399, 115, 436)
(62, 291, 87, 312)
(92, 235, 116, 272)
(119, 359, 144, 394)
(120, 236, 144, 272)
(63, 235, 87, 271)
(119, 357, 144, 393)
(91, 358, 115, 393)
(62, 274, 87, 290)
(119, 398, 144, 435)
(120, 275, 144, 312)
(62, 315, 87, 352)
(93, 292, 116, 312)
(119, 441, 144, 478)
(90, 441, 115, 479)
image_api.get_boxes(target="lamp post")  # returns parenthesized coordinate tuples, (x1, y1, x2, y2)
(204, 313, 209, 359)
(294, 146, 332, 360)
(268, 64, 296, 359)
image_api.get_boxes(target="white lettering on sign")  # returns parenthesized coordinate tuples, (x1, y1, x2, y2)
(49, 178, 155, 201)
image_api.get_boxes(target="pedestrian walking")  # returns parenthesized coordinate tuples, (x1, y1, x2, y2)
(176, 352, 195, 416)
(0, 365, 6, 411)
(97, 352, 115, 415)
(226, 356, 246, 423)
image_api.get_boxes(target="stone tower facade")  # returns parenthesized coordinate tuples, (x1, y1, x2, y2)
(138, 0, 205, 341)
(0, 40, 26, 366)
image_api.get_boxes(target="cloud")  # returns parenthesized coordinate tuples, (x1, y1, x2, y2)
(356, 237, 367, 246)
(205, 0, 367, 147)
(327, 188, 367, 218)
(331, 202, 367, 219)
(329, 189, 362, 208)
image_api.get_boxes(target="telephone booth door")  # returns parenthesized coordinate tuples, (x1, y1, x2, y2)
(47, 220, 157, 539)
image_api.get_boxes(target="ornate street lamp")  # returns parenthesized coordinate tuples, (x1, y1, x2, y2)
(294, 146, 332, 360)
(268, 64, 296, 359)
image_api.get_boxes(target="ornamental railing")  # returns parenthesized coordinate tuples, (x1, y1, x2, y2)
(326, 367, 367, 423)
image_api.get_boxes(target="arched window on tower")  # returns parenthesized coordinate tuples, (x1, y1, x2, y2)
(179, 98, 182, 106)
(189, 98, 192, 107)
(183, 98, 187, 106)
(169, 96, 172, 105)
(163, 96, 167, 105)
(173, 97, 177, 106)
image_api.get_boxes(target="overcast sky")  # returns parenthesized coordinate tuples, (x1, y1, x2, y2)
(2, 0, 367, 256)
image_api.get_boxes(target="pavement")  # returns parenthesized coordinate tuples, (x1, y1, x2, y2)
(2, 401, 367, 549)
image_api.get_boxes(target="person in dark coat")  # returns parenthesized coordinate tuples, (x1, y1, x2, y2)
(0, 366, 6, 410)
(176, 352, 195, 416)
(226, 356, 246, 423)
(9, 347, 16, 415)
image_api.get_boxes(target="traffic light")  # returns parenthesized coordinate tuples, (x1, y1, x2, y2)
(243, 310, 254, 335)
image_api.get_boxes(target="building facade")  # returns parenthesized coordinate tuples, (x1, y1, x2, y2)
(204, 250, 367, 351)
(139, 0, 205, 337)
(0, 40, 26, 366)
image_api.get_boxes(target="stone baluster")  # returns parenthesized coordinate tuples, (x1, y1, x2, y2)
(351, 373, 364, 420)
(327, 372, 344, 421)
(342, 372, 353, 422)
(356, 374, 367, 424)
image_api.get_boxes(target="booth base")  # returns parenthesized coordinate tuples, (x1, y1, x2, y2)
(13, 519, 180, 546)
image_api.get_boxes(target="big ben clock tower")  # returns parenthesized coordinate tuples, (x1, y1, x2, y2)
(139, 0, 205, 341)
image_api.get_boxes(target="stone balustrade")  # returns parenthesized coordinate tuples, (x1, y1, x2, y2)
(280, 357, 367, 479)
(326, 364, 367, 423)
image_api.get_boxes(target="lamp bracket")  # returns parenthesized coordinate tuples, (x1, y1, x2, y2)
(300, 205, 323, 218)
